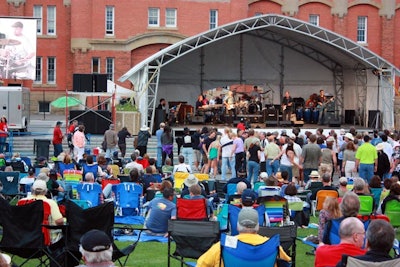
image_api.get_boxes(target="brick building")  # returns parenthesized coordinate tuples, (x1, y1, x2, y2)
(0, 0, 399, 115)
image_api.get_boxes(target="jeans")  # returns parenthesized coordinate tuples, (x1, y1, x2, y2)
(181, 147, 194, 169)
(266, 159, 280, 176)
(247, 160, 260, 184)
(358, 163, 374, 183)
(106, 147, 117, 159)
(53, 144, 63, 157)
(156, 147, 163, 168)
(0, 137, 6, 153)
(221, 156, 235, 181)
(280, 164, 293, 182)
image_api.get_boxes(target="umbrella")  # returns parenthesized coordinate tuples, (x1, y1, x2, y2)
(51, 96, 82, 108)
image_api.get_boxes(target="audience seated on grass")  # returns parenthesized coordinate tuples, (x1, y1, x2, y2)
(379, 182, 400, 215)
(143, 188, 176, 236)
(315, 217, 366, 267)
(183, 184, 214, 219)
(19, 167, 35, 193)
(181, 174, 207, 198)
(197, 208, 291, 267)
(337, 177, 348, 197)
(78, 229, 115, 267)
(284, 184, 309, 227)
(335, 219, 397, 266)
(222, 174, 251, 194)
(125, 154, 144, 175)
(226, 181, 247, 204)
(318, 196, 341, 243)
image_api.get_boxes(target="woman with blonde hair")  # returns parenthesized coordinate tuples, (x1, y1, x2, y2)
(318, 197, 341, 243)
(208, 135, 221, 179)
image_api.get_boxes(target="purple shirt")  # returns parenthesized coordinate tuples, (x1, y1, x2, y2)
(234, 138, 244, 154)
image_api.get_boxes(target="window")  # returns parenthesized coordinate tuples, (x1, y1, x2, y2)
(106, 58, 114, 81)
(357, 16, 367, 43)
(166, 8, 177, 27)
(210, 10, 218, 29)
(309, 14, 319, 26)
(33, 5, 42, 35)
(105, 6, 114, 35)
(38, 101, 50, 113)
(47, 57, 56, 83)
(47, 6, 56, 35)
(148, 8, 160, 27)
(92, 58, 100, 73)
(35, 57, 42, 83)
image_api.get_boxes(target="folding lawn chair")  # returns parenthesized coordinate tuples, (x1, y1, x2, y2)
(0, 171, 21, 202)
(76, 182, 103, 207)
(176, 198, 208, 221)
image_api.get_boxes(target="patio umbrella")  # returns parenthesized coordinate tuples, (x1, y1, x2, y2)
(51, 96, 82, 108)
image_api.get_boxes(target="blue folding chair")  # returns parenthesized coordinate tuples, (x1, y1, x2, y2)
(58, 162, 75, 178)
(0, 171, 21, 201)
(221, 233, 280, 267)
(82, 163, 99, 178)
(112, 183, 143, 216)
(226, 183, 237, 198)
(76, 183, 103, 207)
(228, 204, 266, 236)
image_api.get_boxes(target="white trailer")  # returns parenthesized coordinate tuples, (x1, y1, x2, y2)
(0, 86, 30, 131)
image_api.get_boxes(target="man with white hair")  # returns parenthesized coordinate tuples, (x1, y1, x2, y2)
(77, 229, 115, 267)
(197, 208, 290, 266)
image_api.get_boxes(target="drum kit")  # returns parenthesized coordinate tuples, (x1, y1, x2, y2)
(237, 93, 263, 115)
(0, 38, 29, 79)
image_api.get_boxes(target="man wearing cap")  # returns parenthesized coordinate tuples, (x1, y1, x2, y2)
(144, 187, 176, 236)
(78, 229, 115, 267)
(52, 121, 64, 157)
(355, 135, 378, 183)
(197, 208, 290, 267)
(103, 124, 118, 159)
(301, 134, 322, 183)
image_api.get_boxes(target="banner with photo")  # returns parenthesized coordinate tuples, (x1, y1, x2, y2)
(0, 18, 37, 80)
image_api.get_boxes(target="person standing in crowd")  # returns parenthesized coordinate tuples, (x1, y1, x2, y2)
(103, 124, 118, 159)
(258, 132, 267, 173)
(155, 122, 165, 168)
(264, 133, 280, 176)
(67, 120, 78, 153)
(117, 126, 131, 158)
(52, 121, 63, 157)
(137, 125, 151, 157)
(342, 141, 358, 178)
(220, 127, 235, 181)
(192, 128, 202, 172)
(201, 129, 217, 175)
(0, 116, 8, 153)
(355, 135, 377, 183)
(232, 131, 245, 177)
(161, 125, 174, 166)
(301, 134, 322, 183)
(375, 143, 391, 180)
(181, 127, 194, 169)
(72, 125, 86, 161)
(281, 91, 293, 121)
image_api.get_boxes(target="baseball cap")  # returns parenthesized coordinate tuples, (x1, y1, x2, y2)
(56, 121, 62, 125)
(238, 208, 259, 228)
(241, 189, 256, 206)
(80, 229, 112, 252)
(32, 179, 47, 191)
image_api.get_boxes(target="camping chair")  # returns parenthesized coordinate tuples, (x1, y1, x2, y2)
(226, 183, 237, 198)
(63, 169, 83, 198)
(259, 225, 297, 267)
(258, 186, 281, 197)
(0, 198, 61, 267)
(167, 219, 220, 267)
(0, 171, 21, 202)
(259, 195, 289, 226)
(358, 195, 374, 215)
(369, 187, 382, 210)
(173, 172, 190, 190)
(311, 190, 338, 217)
(215, 180, 228, 199)
(65, 200, 143, 267)
(228, 204, 266, 236)
(112, 182, 143, 216)
(288, 201, 309, 227)
(253, 181, 265, 192)
(81, 163, 99, 178)
(176, 198, 208, 221)
(220, 233, 280, 267)
(101, 178, 120, 190)
(384, 199, 400, 227)
(10, 161, 26, 173)
(194, 173, 209, 182)
(58, 162, 75, 178)
(76, 182, 103, 207)
(341, 255, 400, 267)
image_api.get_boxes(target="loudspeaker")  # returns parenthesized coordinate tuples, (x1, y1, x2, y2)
(279, 120, 292, 127)
(70, 110, 111, 134)
(93, 74, 107, 92)
(265, 120, 278, 127)
(73, 74, 93, 92)
(368, 110, 381, 128)
(326, 102, 335, 112)
(329, 120, 341, 127)
(345, 110, 355, 124)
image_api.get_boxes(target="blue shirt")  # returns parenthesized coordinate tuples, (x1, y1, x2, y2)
(156, 129, 164, 147)
(145, 197, 176, 233)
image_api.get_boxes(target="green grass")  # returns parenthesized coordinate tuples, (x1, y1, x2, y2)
(7, 216, 400, 266)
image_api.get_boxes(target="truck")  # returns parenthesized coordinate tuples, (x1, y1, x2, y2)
(0, 86, 30, 131)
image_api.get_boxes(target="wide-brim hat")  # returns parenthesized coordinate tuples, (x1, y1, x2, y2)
(140, 125, 149, 131)
(184, 174, 198, 187)
(309, 171, 320, 178)
(344, 133, 354, 141)
(376, 143, 385, 151)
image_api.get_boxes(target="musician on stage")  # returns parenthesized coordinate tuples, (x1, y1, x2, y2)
(305, 93, 318, 108)
(249, 85, 261, 101)
(281, 91, 293, 121)
(317, 89, 333, 125)
(224, 91, 236, 124)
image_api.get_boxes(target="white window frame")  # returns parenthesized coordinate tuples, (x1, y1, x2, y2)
(105, 6, 114, 36)
(357, 16, 367, 43)
(92, 57, 100, 73)
(148, 8, 160, 27)
(309, 14, 319, 26)
(210, 9, 218, 29)
(35, 57, 42, 83)
(47, 57, 56, 84)
(165, 8, 177, 27)
(47, 6, 56, 35)
(106, 58, 114, 81)
(33, 5, 42, 35)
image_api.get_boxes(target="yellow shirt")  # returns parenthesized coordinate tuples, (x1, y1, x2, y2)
(197, 233, 291, 267)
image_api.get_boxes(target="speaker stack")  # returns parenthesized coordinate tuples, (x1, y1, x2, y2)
(73, 74, 108, 92)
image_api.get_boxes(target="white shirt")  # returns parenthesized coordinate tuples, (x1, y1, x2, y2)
(220, 134, 233, 158)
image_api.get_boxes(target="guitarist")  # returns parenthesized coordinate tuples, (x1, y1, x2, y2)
(224, 91, 236, 124)
(281, 91, 293, 121)
(317, 89, 334, 125)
